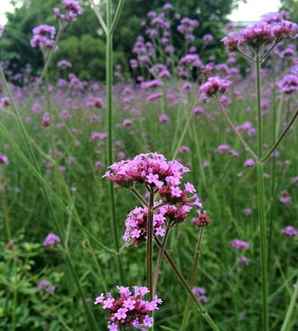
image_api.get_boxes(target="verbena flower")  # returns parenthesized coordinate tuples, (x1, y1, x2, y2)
(95, 286, 162, 331)
(192, 287, 208, 304)
(199, 76, 231, 98)
(123, 206, 167, 245)
(146, 92, 163, 102)
(53, 0, 83, 23)
(0, 154, 9, 165)
(0, 96, 10, 108)
(41, 112, 51, 127)
(230, 239, 250, 251)
(277, 74, 298, 94)
(141, 80, 163, 89)
(57, 59, 72, 69)
(244, 159, 256, 168)
(43, 233, 61, 247)
(223, 16, 298, 52)
(37, 279, 56, 294)
(86, 96, 104, 108)
(238, 255, 250, 267)
(281, 225, 298, 237)
(279, 191, 292, 206)
(90, 131, 107, 142)
(105, 153, 204, 230)
(31, 25, 56, 49)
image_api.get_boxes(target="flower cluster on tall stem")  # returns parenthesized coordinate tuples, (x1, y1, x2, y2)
(221, 13, 298, 331)
(103, 153, 220, 331)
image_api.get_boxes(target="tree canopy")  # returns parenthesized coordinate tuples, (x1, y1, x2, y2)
(0, 0, 240, 82)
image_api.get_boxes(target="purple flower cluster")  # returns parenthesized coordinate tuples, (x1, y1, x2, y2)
(86, 96, 104, 108)
(177, 17, 199, 42)
(223, 16, 298, 51)
(37, 279, 56, 294)
(281, 225, 298, 237)
(277, 74, 298, 94)
(123, 206, 166, 245)
(0, 154, 9, 165)
(105, 153, 205, 233)
(105, 153, 200, 203)
(91, 131, 107, 142)
(31, 25, 56, 49)
(279, 191, 292, 206)
(199, 76, 231, 98)
(0, 96, 10, 108)
(95, 286, 162, 331)
(230, 239, 250, 251)
(236, 121, 256, 136)
(54, 0, 82, 23)
(192, 287, 208, 304)
(57, 59, 72, 69)
(43, 233, 61, 247)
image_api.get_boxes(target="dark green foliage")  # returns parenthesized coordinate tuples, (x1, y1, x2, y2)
(0, 0, 240, 82)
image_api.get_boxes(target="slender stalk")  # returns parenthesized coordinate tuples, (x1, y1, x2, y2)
(262, 109, 298, 163)
(181, 228, 204, 330)
(111, 0, 125, 33)
(255, 52, 269, 331)
(268, 71, 277, 276)
(146, 189, 154, 298)
(154, 237, 221, 331)
(220, 105, 258, 160)
(152, 225, 171, 296)
(105, 0, 124, 283)
(280, 281, 298, 331)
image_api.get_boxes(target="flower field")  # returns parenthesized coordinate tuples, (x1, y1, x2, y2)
(0, 1, 297, 331)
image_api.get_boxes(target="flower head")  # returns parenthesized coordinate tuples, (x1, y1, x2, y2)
(199, 76, 231, 99)
(281, 225, 298, 237)
(31, 25, 56, 49)
(43, 233, 61, 247)
(0, 154, 9, 165)
(277, 74, 298, 94)
(37, 279, 56, 294)
(192, 287, 208, 304)
(54, 0, 83, 23)
(95, 286, 162, 331)
(230, 239, 250, 251)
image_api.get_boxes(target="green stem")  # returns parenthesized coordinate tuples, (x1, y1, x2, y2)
(256, 52, 269, 331)
(262, 108, 298, 163)
(181, 228, 204, 330)
(105, 0, 124, 283)
(147, 190, 154, 298)
(154, 237, 221, 331)
(152, 225, 171, 296)
(280, 281, 298, 331)
(220, 104, 258, 160)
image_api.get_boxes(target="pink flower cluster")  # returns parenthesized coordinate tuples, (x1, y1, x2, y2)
(0, 154, 9, 165)
(199, 76, 231, 98)
(86, 96, 104, 108)
(230, 239, 250, 251)
(95, 286, 162, 331)
(281, 225, 298, 237)
(43, 233, 61, 247)
(105, 153, 205, 240)
(105, 153, 188, 190)
(223, 17, 298, 51)
(105, 153, 202, 204)
(54, 0, 82, 23)
(277, 74, 298, 94)
(31, 25, 56, 49)
(123, 206, 166, 245)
